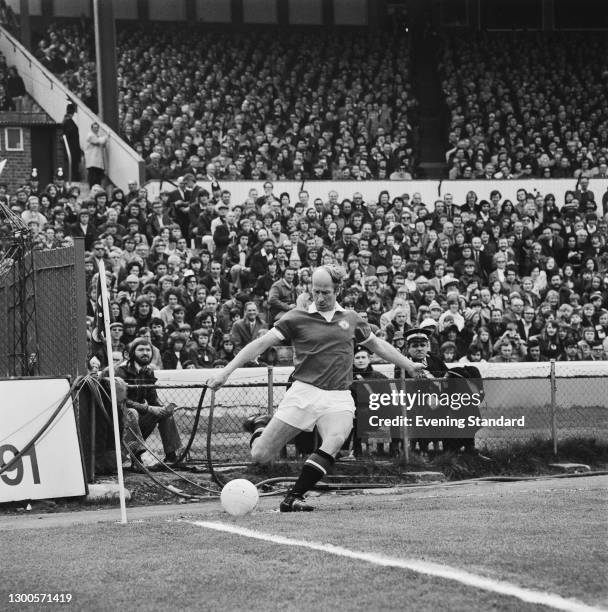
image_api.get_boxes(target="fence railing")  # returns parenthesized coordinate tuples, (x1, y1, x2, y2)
(126, 363, 608, 466)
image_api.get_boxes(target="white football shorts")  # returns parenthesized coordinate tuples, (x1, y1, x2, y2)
(274, 380, 355, 431)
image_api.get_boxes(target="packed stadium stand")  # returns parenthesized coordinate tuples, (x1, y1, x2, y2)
(3, 6, 608, 372)
(35, 22, 420, 181)
(440, 32, 608, 180)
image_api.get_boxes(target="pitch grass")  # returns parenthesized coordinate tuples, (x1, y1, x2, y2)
(2, 476, 606, 612)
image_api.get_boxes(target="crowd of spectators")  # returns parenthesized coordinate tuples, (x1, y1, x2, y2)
(38, 23, 608, 185)
(36, 22, 420, 181)
(0, 0, 18, 37)
(0, 51, 26, 111)
(440, 33, 608, 180)
(4, 169, 608, 370)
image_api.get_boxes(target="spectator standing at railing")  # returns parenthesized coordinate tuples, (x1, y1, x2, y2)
(85, 121, 109, 187)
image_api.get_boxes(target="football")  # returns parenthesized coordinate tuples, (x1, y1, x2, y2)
(220, 479, 259, 516)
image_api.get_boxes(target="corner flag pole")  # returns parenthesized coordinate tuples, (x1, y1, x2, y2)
(98, 260, 128, 523)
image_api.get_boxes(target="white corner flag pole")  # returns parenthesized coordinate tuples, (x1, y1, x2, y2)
(98, 260, 128, 524)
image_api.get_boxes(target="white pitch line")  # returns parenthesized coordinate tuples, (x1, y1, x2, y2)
(188, 520, 605, 612)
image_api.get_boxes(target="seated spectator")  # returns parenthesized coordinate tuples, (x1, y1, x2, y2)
(230, 302, 267, 353)
(115, 339, 183, 467)
(161, 332, 192, 370)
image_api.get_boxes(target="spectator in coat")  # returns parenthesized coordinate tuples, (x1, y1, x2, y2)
(268, 267, 298, 324)
(230, 302, 267, 353)
(84, 122, 109, 187)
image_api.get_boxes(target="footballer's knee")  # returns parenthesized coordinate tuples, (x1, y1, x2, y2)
(251, 442, 274, 464)
(319, 433, 347, 456)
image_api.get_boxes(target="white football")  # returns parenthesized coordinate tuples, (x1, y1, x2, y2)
(220, 479, 259, 516)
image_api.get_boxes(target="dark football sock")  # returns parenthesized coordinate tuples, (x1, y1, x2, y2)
(290, 448, 335, 497)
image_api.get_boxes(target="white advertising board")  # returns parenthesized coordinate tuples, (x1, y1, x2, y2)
(0, 378, 87, 503)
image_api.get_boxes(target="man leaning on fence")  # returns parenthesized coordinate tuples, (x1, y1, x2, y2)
(113, 338, 183, 470)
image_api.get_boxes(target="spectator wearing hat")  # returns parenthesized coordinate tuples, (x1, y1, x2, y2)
(399, 327, 449, 454)
(61, 103, 82, 181)
(426, 299, 444, 323)
(211, 202, 234, 263)
(439, 341, 458, 364)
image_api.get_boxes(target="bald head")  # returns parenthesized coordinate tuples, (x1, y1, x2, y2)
(311, 265, 343, 312)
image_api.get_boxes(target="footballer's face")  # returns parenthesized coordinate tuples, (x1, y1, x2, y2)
(133, 344, 152, 366)
(311, 270, 337, 312)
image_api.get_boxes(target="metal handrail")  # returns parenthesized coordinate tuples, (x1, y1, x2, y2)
(61, 134, 72, 184)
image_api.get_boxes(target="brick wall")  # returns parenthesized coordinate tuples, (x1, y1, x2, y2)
(0, 125, 32, 191)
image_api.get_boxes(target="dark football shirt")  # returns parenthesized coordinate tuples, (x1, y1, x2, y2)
(273, 306, 372, 390)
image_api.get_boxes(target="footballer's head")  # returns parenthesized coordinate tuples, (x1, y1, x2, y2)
(312, 265, 344, 312)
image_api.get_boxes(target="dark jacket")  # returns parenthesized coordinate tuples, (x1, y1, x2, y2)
(230, 317, 267, 353)
(114, 361, 161, 415)
(396, 353, 448, 380)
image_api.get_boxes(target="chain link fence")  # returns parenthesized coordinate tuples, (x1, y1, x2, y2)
(130, 365, 608, 464)
(139, 383, 274, 464)
(0, 242, 87, 378)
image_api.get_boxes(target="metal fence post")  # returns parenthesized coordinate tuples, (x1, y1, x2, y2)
(550, 359, 557, 456)
(267, 366, 274, 416)
(401, 369, 409, 463)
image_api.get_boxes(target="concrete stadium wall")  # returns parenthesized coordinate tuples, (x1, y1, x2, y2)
(153, 361, 608, 411)
(0, 26, 144, 190)
(144, 178, 608, 210)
